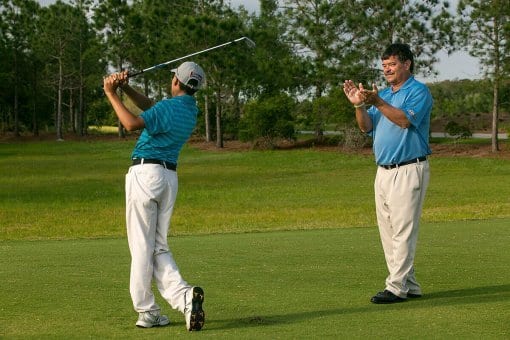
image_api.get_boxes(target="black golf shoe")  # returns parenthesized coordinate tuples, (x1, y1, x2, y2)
(370, 290, 406, 304)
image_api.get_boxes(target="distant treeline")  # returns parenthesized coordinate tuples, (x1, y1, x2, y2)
(1, 0, 509, 148)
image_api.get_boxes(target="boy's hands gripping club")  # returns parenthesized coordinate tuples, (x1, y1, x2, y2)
(103, 70, 129, 95)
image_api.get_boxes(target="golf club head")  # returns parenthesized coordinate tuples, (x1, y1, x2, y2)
(234, 36, 256, 49)
(243, 37, 256, 49)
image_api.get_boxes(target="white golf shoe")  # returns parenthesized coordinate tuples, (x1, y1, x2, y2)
(135, 311, 170, 328)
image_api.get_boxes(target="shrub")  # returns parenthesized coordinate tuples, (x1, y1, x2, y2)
(342, 127, 371, 150)
(444, 121, 472, 138)
(239, 93, 296, 148)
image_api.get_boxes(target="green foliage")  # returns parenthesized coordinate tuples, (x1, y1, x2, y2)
(428, 79, 494, 119)
(457, 0, 510, 69)
(283, 0, 353, 96)
(349, 0, 453, 78)
(293, 87, 355, 139)
(247, 0, 303, 97)
(294, 100, 314, 131)
(0, 0, 41, 135)
(239, 93, 296, 147)
(281, 0, 454, 136)
(0, 0, 508, 145)
(455, 0, 510, 150)
(87, 97, 117, 127)
(444, 120, 472, 138)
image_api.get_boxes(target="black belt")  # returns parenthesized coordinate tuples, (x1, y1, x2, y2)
(132, 158, 177, 171)
(379, 156, 427, 170)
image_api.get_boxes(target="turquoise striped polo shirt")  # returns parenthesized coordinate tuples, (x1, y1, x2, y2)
(131, 95, 198, 165)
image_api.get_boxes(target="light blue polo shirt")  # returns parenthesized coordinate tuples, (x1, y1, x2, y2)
(367, 76, 432, 165)
(131, 95, 198, 165)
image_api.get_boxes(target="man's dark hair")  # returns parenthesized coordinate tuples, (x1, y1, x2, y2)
(178, 80, 198, 96)
(382, 43, 414, 73)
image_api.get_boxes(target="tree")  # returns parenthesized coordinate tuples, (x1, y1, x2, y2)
(351, 0, 455, 78)
(93, 0, 131, 137)
(67, 0, 102, 136)
(184, 1, 252, 148)
(246, 0, 301, 97)
(456, 0, 510, 152)
(126, 0, 191, 98)
(283, 0, 352, 139)
(282, 0, 452, 139)
(37, 1, 85, 140)
(0, 0, 39, 136)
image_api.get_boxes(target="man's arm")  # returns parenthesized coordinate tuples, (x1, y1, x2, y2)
(343, 80, 373, 132)
(369, 97, 410, 129)
(103, 73, 145, 131)
(354, 106, 373, 133)
(363, 84, 410, 129)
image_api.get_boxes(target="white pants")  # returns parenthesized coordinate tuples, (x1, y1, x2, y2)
(125, 164, 190, 313)
(374, 160, 429, 298)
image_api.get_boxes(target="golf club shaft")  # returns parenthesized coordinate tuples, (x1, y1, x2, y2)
(128, 37, 253, 78)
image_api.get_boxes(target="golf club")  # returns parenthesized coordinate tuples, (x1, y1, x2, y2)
(127, 36, 256, 78)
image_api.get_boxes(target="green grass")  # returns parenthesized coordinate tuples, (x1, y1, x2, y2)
(0, 139, 509, 338)
(1, 219, 509, 338)
(1, 140, 509, 239)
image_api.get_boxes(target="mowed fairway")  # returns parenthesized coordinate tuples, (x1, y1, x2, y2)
(1, 139, 509, 338)
(1, 221, 509, 338)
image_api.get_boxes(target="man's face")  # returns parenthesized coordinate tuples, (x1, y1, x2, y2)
(381, 55, 411, 86)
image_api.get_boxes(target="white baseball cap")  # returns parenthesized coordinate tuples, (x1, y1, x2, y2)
(171, 61, 205, 90)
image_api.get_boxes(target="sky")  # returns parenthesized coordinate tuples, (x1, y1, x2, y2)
(37, 0, 481, 83)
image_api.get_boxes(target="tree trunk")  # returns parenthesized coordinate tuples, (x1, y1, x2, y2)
(56, 58, 64, 141)
(314, 83, 324, 141)
(32, 67, 39, 137)
(69, 88, 75, 133)
(13, 51, 20, 137)
(232, 87, 240, 140)
(204, 79, 210, 142)
(78, 45, 85, 136)
(216, 89, 223, 148)
(78, 84, 85, 136)
(491, 19, 500, 153)
(491, 80, 499, 152)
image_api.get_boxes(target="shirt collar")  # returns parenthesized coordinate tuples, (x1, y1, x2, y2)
(391, 75, 415, 93)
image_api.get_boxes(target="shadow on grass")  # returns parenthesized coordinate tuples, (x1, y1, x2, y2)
(419, 284, 510, 301)
(207, 284, 510, 331)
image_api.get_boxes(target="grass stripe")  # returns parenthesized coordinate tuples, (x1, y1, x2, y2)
(1, 140, 509, 240)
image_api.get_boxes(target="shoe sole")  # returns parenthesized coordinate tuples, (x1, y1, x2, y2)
(370, 297, 406, 304)
(136, 322, 169, 328)
(189, 287, 205, 331)
(136, 318, 170, 328)
(407, 293, 422, 298)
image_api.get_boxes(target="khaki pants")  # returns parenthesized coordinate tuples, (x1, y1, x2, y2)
(125, 163, 190, 313)
(374, 160, 430, 298)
